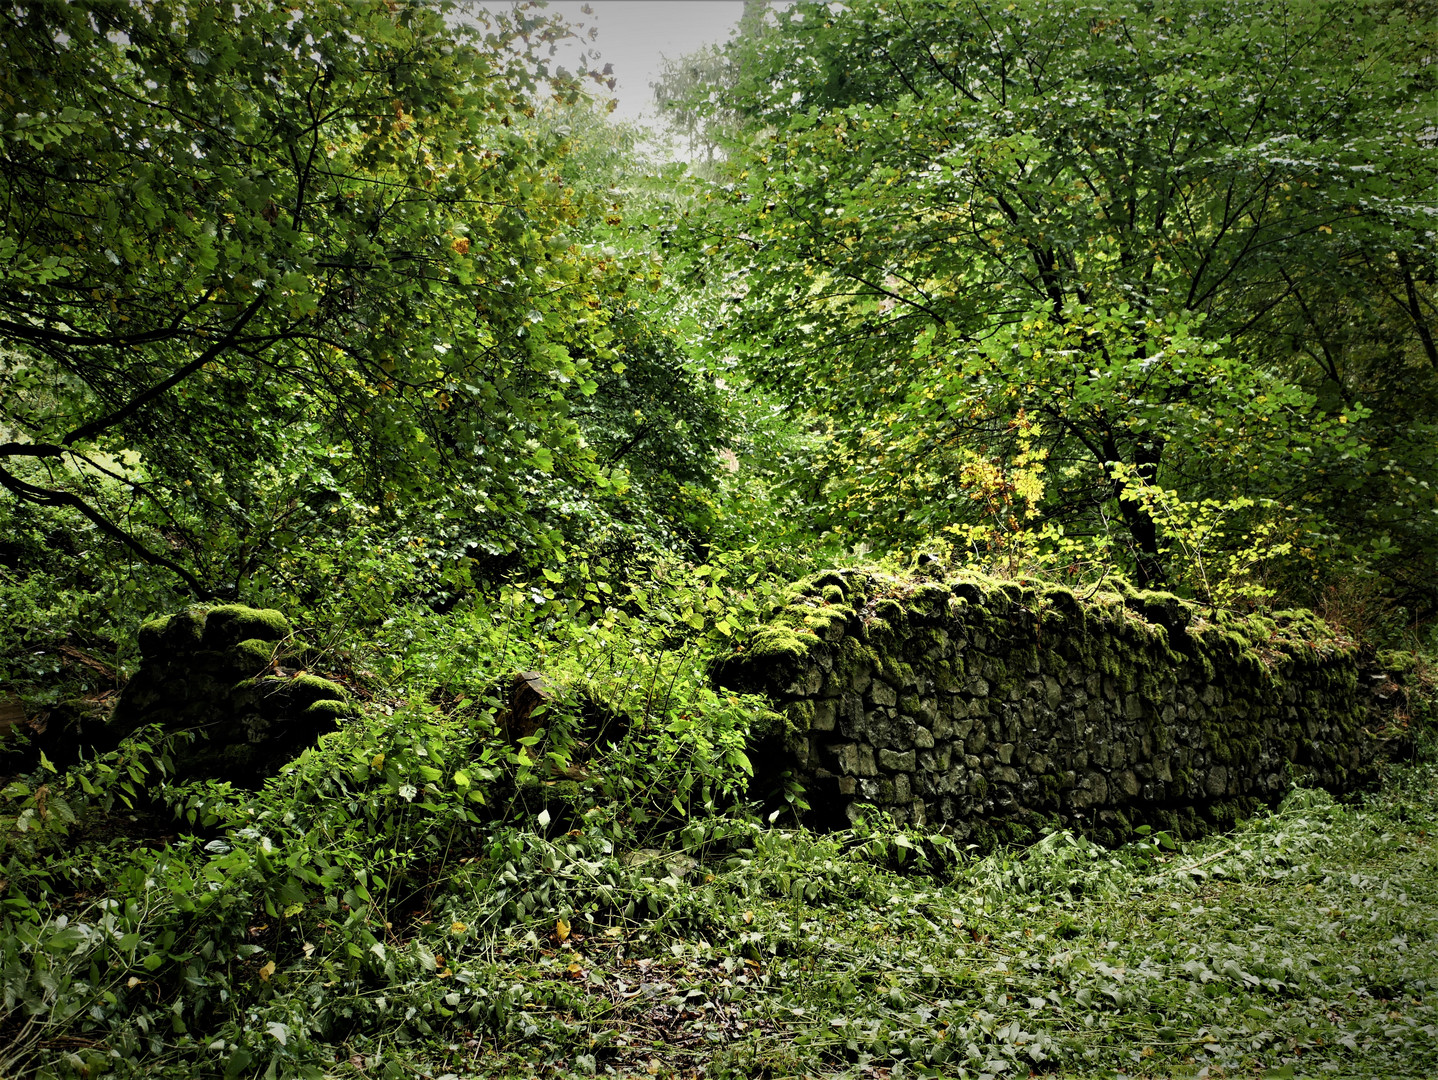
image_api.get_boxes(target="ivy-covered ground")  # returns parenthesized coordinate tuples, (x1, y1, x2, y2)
(373, 761, 1438, 1080)
(19, 747, 1434, 1079)
(3, 569, 1435, 1080)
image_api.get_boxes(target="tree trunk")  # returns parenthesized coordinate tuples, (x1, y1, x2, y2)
(1106, 435, 1167, 589)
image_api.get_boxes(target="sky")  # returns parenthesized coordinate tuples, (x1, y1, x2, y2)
(518, 1, 748, 124)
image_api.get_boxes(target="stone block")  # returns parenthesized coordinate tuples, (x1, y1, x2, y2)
(1116, 769, 1140, 798)
(812, 698, 837, 732)
(869, 711, 917, 750)
(1205, 765, 1228, 797)
(833, 742, 878, 778)
(1084, 771, 1108, 804)
(784, 665, 823, 696)
(869, 680, 898, 707)
(903, 695, 938, 725)
(855, 745, 877, 776)
(933, 661, 964, 692)
(860, 776, 896, 803)
(878, 748, 917, 771)
(1043, 674, 1062, 709)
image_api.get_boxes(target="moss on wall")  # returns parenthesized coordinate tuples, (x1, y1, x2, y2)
(715, 569, 1376, 846)
(113, 605, 353, 786)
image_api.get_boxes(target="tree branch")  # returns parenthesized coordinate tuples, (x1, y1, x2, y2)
(61, 294, 267, 447)
(0, 463, 214, 597)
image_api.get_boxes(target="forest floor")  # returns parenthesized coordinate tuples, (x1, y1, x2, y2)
(357, 757, 1438, 1080)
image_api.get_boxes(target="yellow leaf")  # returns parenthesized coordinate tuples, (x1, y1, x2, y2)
(450, 921, 468, 935)
(259, 961, 276, 981)
(127, 976, 142, 989)
(556, 917, 570, 942)
(371, 753, 385, 769)
(742, 911, 753, 925)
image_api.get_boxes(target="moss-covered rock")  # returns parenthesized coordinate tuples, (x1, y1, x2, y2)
(201, 605, 291, 649)
(224, 638, 278, 679)
(110, 605, 349, 786)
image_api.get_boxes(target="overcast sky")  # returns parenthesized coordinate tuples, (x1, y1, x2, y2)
(525, 1, 747, 124)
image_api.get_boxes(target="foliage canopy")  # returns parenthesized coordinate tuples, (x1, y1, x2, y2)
(687, 0, 1438, 597)
(0, 0, 720, 598)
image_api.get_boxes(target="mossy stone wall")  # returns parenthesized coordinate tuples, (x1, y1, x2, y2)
(714, 571, 1373, 844)
(114, 605, 353, 785)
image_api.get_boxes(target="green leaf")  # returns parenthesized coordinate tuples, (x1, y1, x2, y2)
(45, 926, 87, 953)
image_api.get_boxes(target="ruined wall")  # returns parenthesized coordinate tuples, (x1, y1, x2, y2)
(713, 571, 1373, 844)
(113, 605, 354, 785)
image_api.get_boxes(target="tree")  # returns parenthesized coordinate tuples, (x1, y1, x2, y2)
(0, 0, 645, 596)
(652, 0, 771, 169)
(688, 0, 1437, 595)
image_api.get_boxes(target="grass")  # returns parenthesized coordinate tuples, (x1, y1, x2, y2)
(7, 665, 1434, 1080)
(295, 758, 1438, 1080)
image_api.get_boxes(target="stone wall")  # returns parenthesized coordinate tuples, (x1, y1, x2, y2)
(1, 605, 355, 783)
(112, 605, 354, 785)
(713, 570, 1374, 844)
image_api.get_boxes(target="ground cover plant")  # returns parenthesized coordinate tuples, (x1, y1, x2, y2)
(5, 0, 1438, 1077)
(6, 666, 1435, 1078)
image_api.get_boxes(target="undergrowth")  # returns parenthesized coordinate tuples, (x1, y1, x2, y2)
(2, 564, 1435, 1079)
(6, 727, 1436, 1079)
